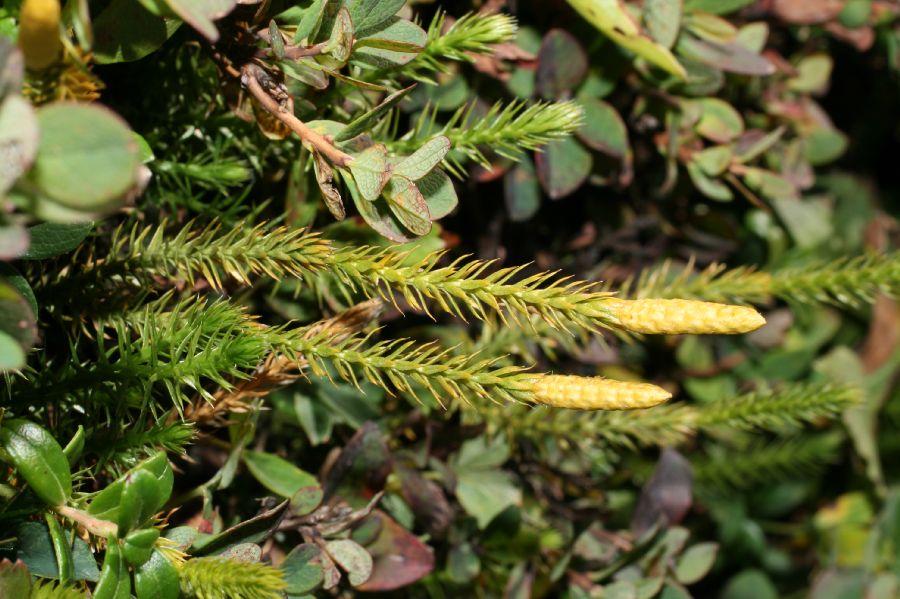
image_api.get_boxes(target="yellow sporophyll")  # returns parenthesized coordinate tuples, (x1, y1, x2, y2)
(605, 298, 766, 335)
(530, 375, 672, 410)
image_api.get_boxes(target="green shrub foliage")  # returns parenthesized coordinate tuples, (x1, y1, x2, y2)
(2, 0, 899, 597)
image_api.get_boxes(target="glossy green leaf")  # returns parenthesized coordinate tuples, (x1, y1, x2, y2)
(348, 144, 390, 201)
(0, 419, 71, 506)
(393, 136, 451, 181)
(535, 137, 593, 200)
(326, 539, 373, 587)
(566, 0, 687, 79)
(243, 450, 319, 499)
(134, 550, 180, 599)
(93, 542, 130, 599)
(644, 0, 683, 49)
(14, 522, 59, 579)
(123, 529, 161, 567)
(416, 168, 458, 220)
(118, 469, 164, 535)
(88, 452, 173, 523)
(45, 514, 74, 584)
(385, 176, 432, 236)
(21, 222, 92, 260)
(280, 58, 329, 89)
(31, 103, 140, 211)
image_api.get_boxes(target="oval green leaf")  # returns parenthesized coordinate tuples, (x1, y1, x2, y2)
(0, 419, 72, 506)
(31, 103, 140, 211)
(134, 550, 180, 599)
(243, 450, 319, 499)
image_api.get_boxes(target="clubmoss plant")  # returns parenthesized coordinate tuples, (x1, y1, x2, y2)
(0, 1, 898, 597)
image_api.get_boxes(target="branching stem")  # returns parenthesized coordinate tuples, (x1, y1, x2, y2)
(55, 505, 118, 538)
(240, 63, 353, 167)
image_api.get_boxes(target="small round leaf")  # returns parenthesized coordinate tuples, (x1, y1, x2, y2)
(31, 103, 140, 210)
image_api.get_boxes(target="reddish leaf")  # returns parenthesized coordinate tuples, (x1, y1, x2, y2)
(354, 511, 434, 591)
(771, 0, 847, 24)
(322, 422, 392, 505)
(631, 448, 693, 535)
(677, 36, 775, 76)
(536, 29, 588, 99)
(397, 465, 452, 537)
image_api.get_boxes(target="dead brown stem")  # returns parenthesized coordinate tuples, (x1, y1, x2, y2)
(240, 63, 353, 167)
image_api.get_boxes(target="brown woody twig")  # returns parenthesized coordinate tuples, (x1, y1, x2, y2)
(240, 63, 353, 167)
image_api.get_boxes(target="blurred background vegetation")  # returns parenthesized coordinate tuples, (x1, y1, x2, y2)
(3, 0, 900, 597)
